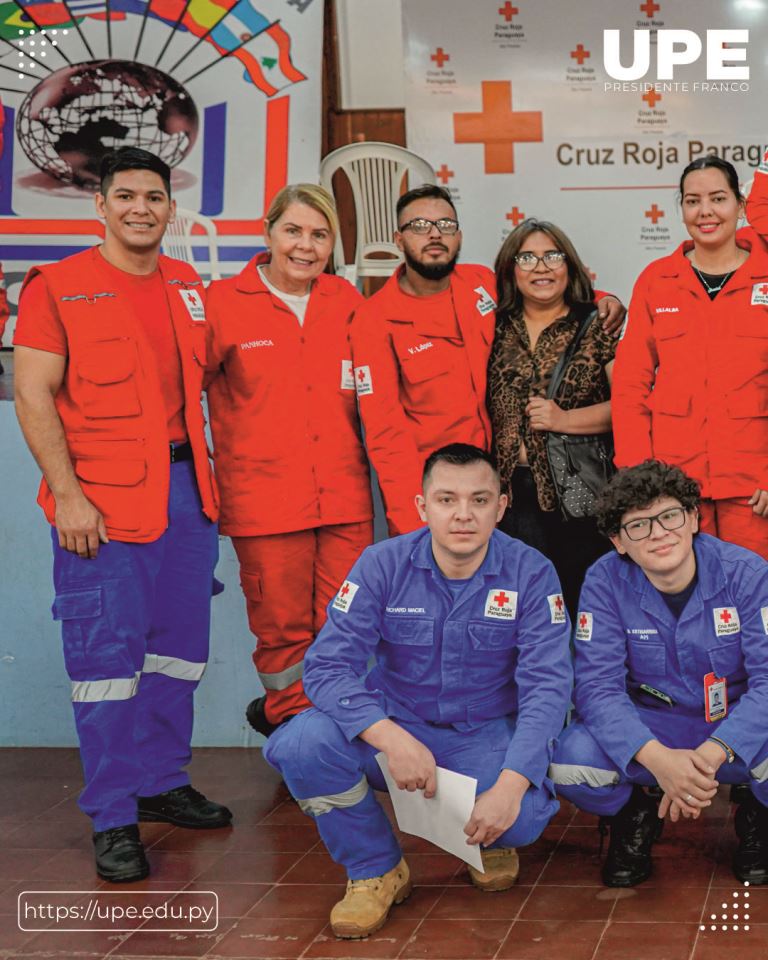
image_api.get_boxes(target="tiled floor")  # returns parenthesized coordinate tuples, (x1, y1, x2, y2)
(0, 748, 765, 959)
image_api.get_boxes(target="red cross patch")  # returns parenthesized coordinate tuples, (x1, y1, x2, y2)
(547, 593, 566, 624)
(354, 365, 373, 397)
(484, 588, 517, 620)
(340, 359, 355, 390)
(761, 607, 768, 635)
(474, 285, 496, 316)
(575, 611, 593, 642)
(179, 288, 206, 322)
(333, 580, 359, 613)
(751, 283, 768, 306)
(713, 606, 739, 637)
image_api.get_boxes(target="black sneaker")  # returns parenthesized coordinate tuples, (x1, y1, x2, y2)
(93, 824, 149, 883)
(601, 786, 663, 887)
(137, 785, 232, 829)
(733, 793, 768, 885)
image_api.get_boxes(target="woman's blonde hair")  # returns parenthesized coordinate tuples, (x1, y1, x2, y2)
(264, 183, 339, 239)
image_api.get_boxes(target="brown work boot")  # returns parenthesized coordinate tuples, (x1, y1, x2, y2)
(467, 847, 520, 891)
(330, 858, 412, 939)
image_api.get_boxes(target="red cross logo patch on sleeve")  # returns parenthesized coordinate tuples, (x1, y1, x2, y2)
(751, 283, 768, 306)
(333, 580, 359, 613)
(713, 606, 739, 637)
(547, 593, 566, 624)
(484, 588, 517, 620)
(575, 611, 593, 642)
(354, 365, 373, 397)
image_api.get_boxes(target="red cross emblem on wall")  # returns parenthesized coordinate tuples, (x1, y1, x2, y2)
(640, 0, 660, 16)
(506, 206, 525, 226)
(453, 81, 543, 174)
(494, 591, 510, 606)
(499, 2, 519, 21)
(571, 44, 590, 65)
(436, 164, 454, 185)
(431, 47, 450, 68)
(645, 204, 664, 224)
(643, 89, 662, 108)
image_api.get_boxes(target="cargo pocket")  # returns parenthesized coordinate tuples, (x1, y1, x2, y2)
(467, 621, 517, 685)
(77, 340, 141, 418)
(52, 587, 103, 674)
(626, 638, 666, 677)
(73, 459, 146, 532)
(380, 616, 434, 682)
(708, 639, 743, 679)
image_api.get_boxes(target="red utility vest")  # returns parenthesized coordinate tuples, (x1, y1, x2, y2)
(26, 249, 219, 543)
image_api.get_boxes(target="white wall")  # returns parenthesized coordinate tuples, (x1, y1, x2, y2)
(336, 0, 405, 109)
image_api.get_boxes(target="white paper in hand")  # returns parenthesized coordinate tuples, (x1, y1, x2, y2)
(375, 753, 483, 871)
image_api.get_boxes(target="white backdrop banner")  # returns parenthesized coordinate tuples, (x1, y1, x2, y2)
(0, 0, 322, 336)
(402, 0, 768, 301)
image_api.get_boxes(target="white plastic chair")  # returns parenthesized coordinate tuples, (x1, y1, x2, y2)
(162, 208, 222, 281)
(319, 142, 437, 285)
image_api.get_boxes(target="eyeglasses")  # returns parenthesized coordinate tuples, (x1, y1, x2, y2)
(620, 507, 688, 541)
(514, 251, 567, 271)
(397, 217, 460, 235)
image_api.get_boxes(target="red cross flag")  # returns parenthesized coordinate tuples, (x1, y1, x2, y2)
(713, 606, 739, 637)
(485, 588, 517, 620)
(575, 611, 593, 642)
(751, 283, 768, 306)
(547, 593, 566, 624)
(333, 580, 360, 613)
(354, 365, 373, 397)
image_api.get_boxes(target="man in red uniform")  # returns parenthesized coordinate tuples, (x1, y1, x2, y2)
(350, 184, 624, 535)
(13, 147, 230, 884)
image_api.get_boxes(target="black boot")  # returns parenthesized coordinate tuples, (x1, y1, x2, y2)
(245, 695, 280, 737)
(733, 793, 768, 885)
(601, 786, 663, 887)
(138, 785, 233, 829)
(93, 824, 149, 882)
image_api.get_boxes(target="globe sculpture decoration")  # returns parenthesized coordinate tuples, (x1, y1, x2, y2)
(16, 59, 199, 189)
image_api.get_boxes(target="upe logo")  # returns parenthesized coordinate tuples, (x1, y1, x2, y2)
(603, 29, 749, 81)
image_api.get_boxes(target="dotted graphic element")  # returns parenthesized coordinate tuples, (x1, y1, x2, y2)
(700, 882, 751, 933)
(16, 27, 69, 76)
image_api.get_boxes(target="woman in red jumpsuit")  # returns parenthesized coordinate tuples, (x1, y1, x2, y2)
(205, 184, 373, 734)
(612, 157, 768, 559)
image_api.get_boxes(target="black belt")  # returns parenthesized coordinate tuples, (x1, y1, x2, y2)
(170, 441, 193, 463)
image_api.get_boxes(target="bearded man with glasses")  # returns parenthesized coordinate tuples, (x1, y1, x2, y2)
(350, 184, 626, 535)
(550, 460, 768, 889)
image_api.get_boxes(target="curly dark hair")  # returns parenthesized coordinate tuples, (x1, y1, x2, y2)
(595, 460, 700, 537)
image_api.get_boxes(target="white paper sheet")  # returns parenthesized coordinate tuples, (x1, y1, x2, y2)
(375, 753, 483, 871)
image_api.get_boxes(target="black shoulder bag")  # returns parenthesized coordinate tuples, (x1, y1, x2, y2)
(544, 310, 615, 519)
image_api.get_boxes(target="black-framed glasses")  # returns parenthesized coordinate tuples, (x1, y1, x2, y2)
(397, 217, 460, 235)
(514, 251, 567, 271)
(621, 507, 687, 541)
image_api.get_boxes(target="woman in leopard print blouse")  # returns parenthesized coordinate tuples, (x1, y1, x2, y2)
(487, 219, 616, 618)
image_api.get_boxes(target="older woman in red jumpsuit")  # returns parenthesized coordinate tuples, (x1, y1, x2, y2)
(205, 184, 373, 734)
(612, 156, 768, 558)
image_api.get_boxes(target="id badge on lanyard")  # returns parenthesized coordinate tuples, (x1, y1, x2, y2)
(704, 672, 727, 722)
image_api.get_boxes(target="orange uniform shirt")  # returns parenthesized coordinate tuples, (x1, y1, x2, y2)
(612, 227, 768, 499)
(205, 255, 373, 537)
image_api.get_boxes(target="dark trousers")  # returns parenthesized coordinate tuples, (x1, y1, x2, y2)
(499, 466, 609, 623)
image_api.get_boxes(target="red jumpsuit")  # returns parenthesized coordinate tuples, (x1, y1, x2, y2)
(206, 255, 373, 723)
(350, 264, 497, 534)
(612, 228, 768, 558)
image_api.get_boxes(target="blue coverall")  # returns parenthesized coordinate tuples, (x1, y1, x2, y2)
(51, 460, 218, 831)
(264, 528, 572, 880)
(551, 534, 768, 814)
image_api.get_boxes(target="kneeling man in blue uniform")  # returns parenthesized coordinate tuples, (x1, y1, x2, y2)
(264, 444, 572, 938)
(551, 460, 768, 887)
